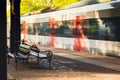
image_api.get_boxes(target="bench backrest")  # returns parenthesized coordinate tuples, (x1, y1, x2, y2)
(30, 45, 40, 53)
(19, 44, 31, 55)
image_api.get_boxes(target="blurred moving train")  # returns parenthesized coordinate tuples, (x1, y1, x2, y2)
(20, 0, 120, 57)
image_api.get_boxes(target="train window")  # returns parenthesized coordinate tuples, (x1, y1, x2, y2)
(31, 17, 120, 41)
(87, 19, 99, 39)
(28, 23, 34, 35)
(102, 17, 120, 41)
(57, 21, 72, 37)
(33, 23, 40, 35)
(85, 17, 120, 41)
(38, 22, 49, 35)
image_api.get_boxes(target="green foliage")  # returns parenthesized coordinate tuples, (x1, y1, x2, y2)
(7, 0, 112, 15)
(7, 8, 10, 18)
(20, 0, 82, 14)
(99, 0, 111, 2)
(51, 0, 82, 8)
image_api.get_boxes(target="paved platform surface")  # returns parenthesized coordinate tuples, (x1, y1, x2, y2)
(7, 44, 120, 80)
(37, 45, 120, 72)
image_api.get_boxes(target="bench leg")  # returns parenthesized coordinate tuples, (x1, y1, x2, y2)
(7, 57, 10, 64)
(7, 56, 13, 64)
(47, 58, 52, 68)
(37, 57, 40, 65)
(15, 58, 18, 70)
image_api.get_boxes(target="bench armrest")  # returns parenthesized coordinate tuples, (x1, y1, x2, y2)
(7, 52, 14, 58)
(14, 51, 29, 59)
(40, 50, 53, 58)
(30, 50, 53, 58)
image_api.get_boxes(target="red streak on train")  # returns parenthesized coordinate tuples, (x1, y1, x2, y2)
(49, 18, 57, 47)
(22, 21, 27, 40)
(73, 16, 87, 51)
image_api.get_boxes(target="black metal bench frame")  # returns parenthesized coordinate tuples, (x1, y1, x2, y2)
(30, 45, 53, 68)
(13, 44, 31, 70)
(7, 44, 53, 70)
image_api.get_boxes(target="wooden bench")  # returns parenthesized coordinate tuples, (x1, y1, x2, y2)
(14, 44, 31, 70)
(30, 45, 53, 68)
(7, 44, 30, 70)
(8, 44, 53, 70)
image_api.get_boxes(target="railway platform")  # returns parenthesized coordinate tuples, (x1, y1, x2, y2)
(37, 45, 120, 72)
(7, 44, 120, 80)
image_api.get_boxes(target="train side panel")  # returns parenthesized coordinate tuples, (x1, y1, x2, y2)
(21, 1, 120, 57)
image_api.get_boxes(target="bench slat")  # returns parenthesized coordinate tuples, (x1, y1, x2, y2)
(9, 44, 53, 70)
(8, 52, 14, 58)
(19, 44, 31, 49)
(30, 51, 47, 57)
(17, 53, 28, 59)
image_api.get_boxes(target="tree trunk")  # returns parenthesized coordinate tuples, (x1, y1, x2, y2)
(0, 0, 7, 79)
(10, 0, 21, 53)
